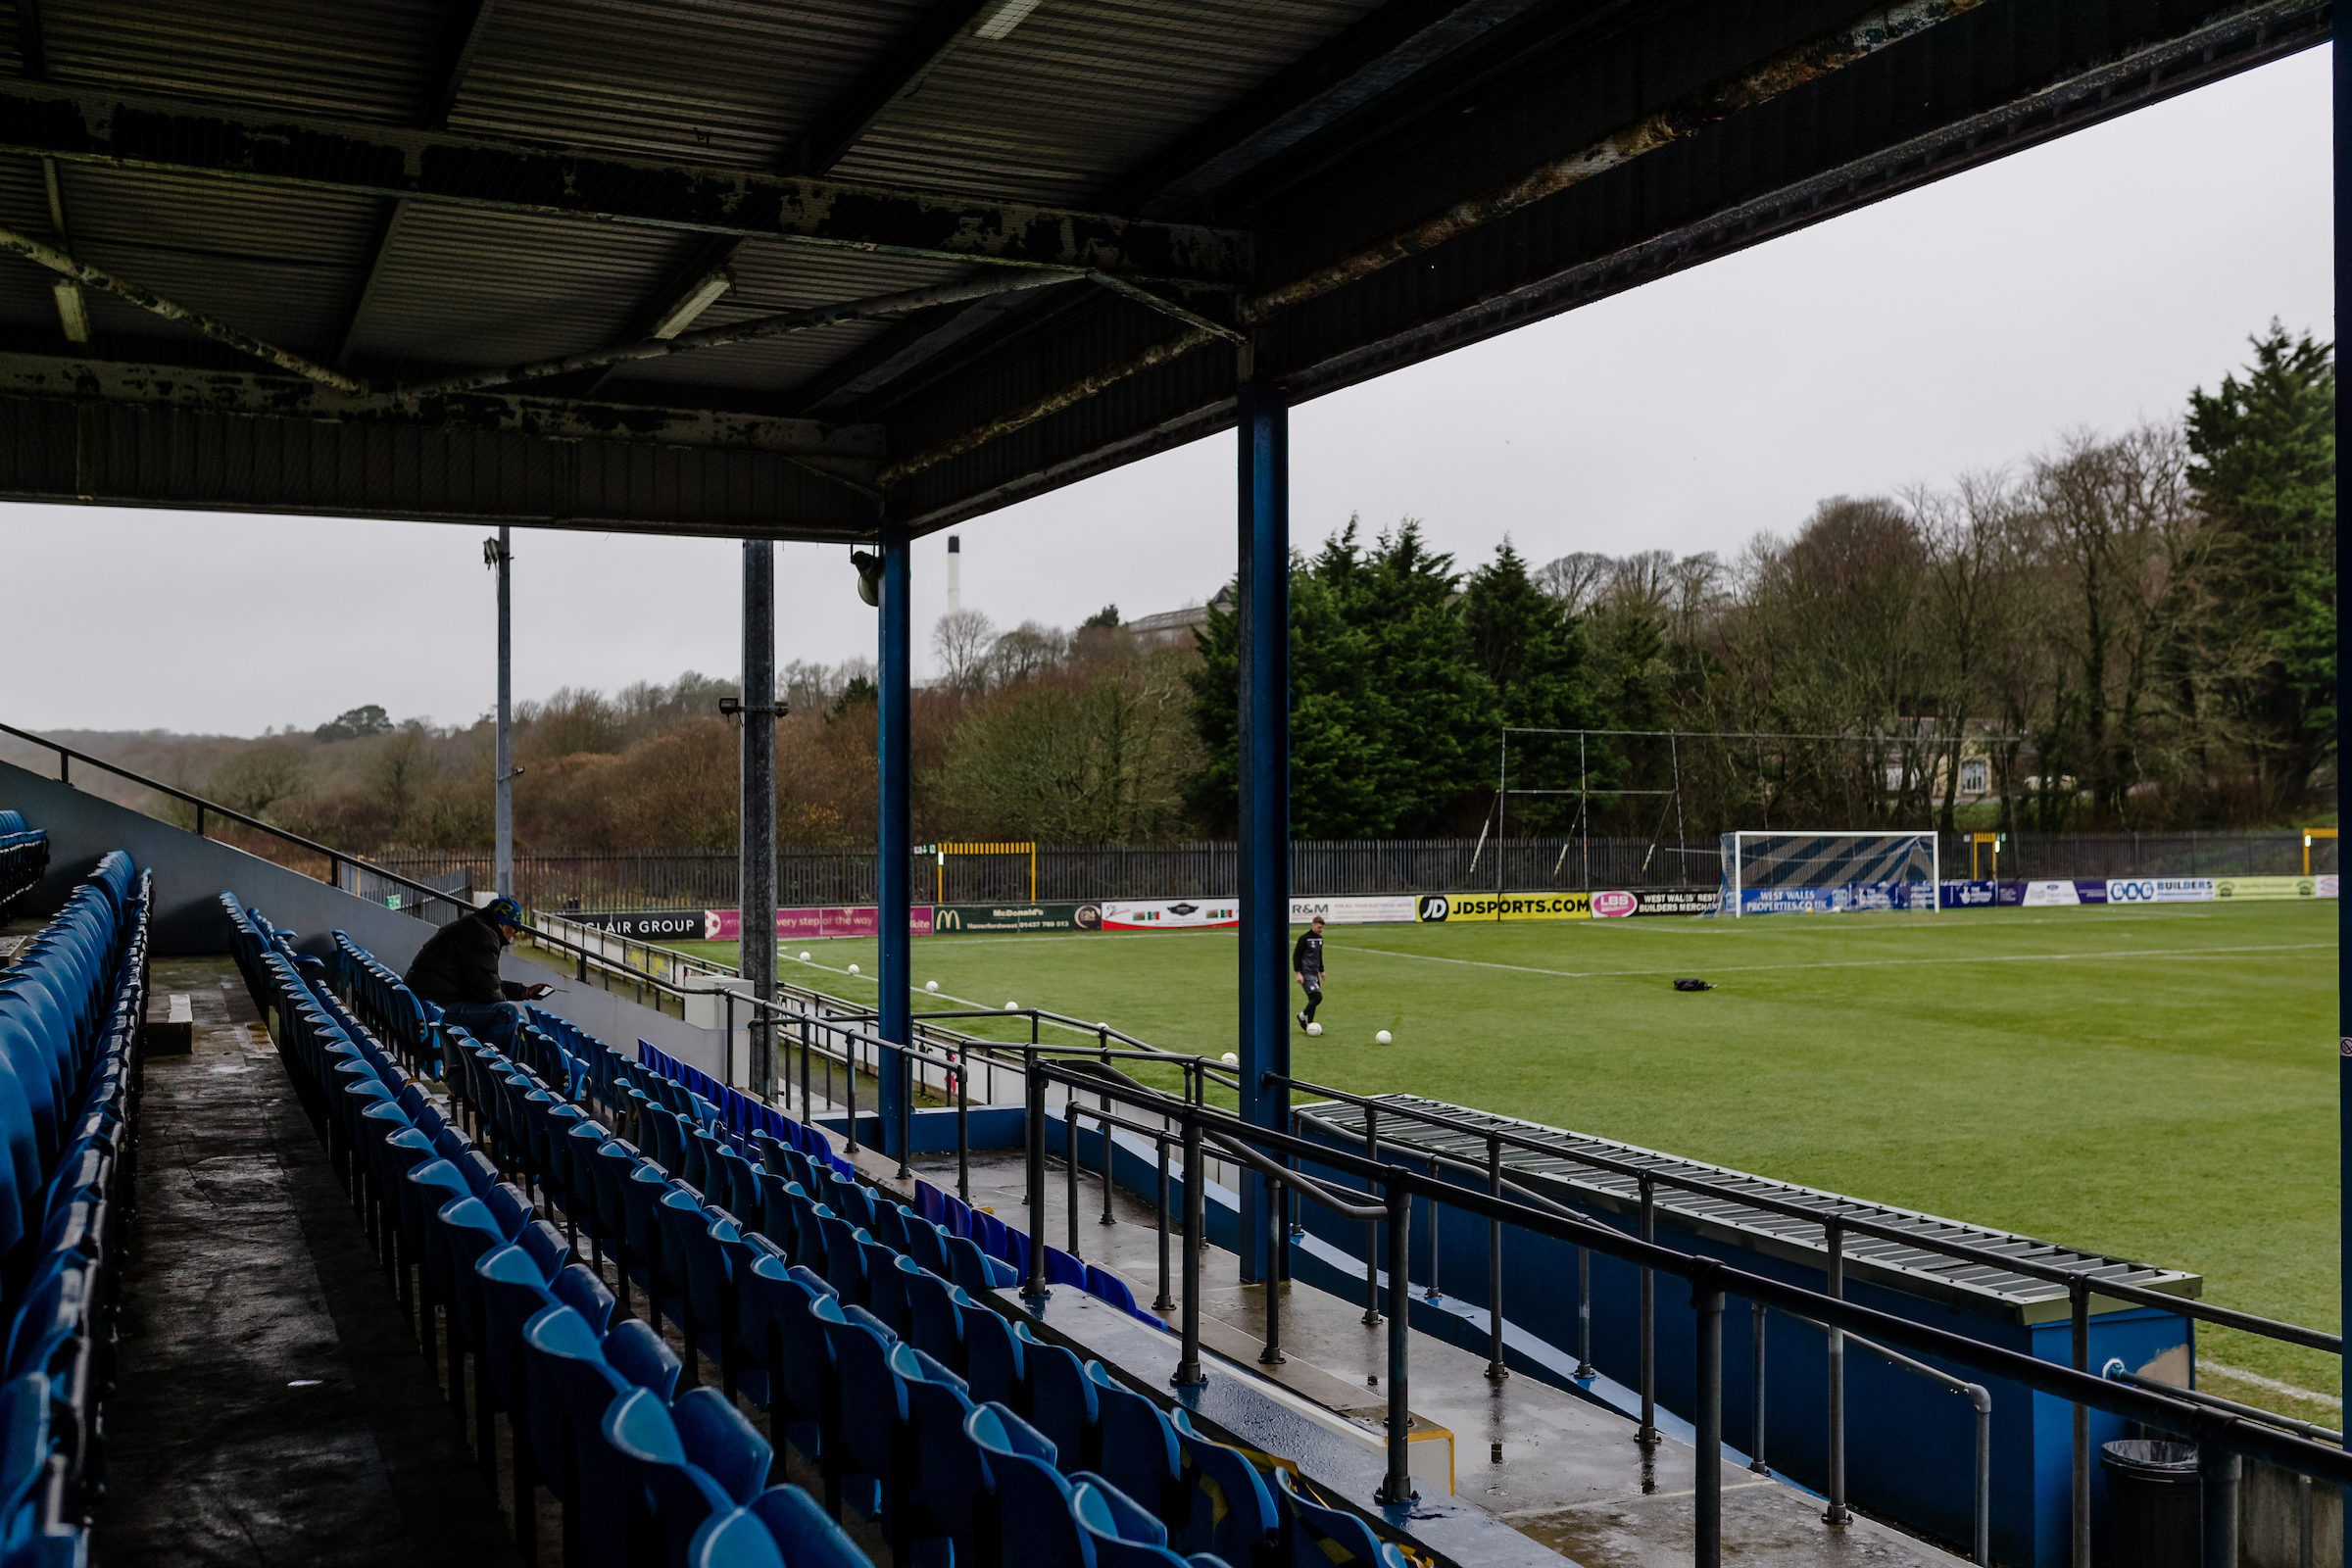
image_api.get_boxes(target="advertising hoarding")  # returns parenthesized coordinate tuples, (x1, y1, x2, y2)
(1592, 889, 1722, 916)
(2211, 876, 2334, 901)
(702, 906, 935, 941)
(1416, 892, 1592, 921)
(563, 907, 710, 940)
(2101, 878, 2211, 905)
(1737, 881, 1933, 915)
(1288, 895, 1421, 925)
(932, 903, 1103, 934)
(1101, 899, 1240, 930)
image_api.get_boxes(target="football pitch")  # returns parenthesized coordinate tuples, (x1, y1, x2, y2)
(674, 899, 2338, 1413)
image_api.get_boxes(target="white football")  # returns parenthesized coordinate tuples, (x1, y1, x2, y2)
(1376, 1029, 1393, 1045)
(925, 980, 939, 993)
(847, 962, 860, 975)
(1305, 1022, 1323, 1037)
(1004, 1002, 1019, 1011)
(799, 952, 810, 961)
(1221, 1052, 1240, 1065)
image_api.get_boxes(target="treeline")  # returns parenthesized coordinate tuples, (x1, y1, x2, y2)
(29, 325, 2328, 852)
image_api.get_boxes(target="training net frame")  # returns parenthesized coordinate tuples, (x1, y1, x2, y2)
(1720, 830, 1940, 917)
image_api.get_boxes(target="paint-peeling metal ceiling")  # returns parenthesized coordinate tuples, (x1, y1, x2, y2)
(0, 0, 2322, 540)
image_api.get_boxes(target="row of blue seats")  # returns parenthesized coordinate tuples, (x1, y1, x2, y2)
(631, 1045, 1159, 1328)
(415, 970, 1411, 1566)
(329, 933, 436, 1078)
(0, 852, 150, 1567)
(0, 815, 44, 913)
(247, 910, 1414, 1568)
(229, 898, 875, 1568)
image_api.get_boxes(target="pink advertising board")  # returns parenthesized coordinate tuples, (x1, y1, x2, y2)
(702, 906, 935, 941)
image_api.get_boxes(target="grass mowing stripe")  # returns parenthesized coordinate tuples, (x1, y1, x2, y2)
(1329, 940, 2334, 981)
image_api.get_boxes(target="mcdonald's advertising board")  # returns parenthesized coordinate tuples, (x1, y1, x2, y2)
(931, 903, 1103, 935)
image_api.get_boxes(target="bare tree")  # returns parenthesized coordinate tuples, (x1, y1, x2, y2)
(1536, 551, 1614, 613)
(931, 609, 998, 692)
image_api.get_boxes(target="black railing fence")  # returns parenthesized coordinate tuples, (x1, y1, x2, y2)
(362, 830, 2338, 912)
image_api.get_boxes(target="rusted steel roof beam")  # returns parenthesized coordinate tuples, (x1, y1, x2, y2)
(0, 82, 1253, 286)
(0, 222, 363, 390)
(0, 352, 886, 468)
(396, 268, 1085, 398)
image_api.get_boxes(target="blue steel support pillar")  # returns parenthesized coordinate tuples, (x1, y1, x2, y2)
(2335, 6, 2347, 1552)
(1236, 380, 1290, 1285)
(879, 530, 914, 1173)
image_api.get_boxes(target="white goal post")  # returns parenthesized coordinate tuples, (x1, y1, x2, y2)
(1721, 831, 1940, 918)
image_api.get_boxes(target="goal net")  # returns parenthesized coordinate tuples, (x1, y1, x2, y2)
(1720, 831, 1938, 917)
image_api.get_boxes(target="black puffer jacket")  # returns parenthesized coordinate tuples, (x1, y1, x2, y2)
(404, 910, 527, 1005)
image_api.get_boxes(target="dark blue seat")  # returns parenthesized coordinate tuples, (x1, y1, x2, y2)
(1167, 1408, 1277, 1564)
(1072, 1474, 1203, 1567)
(961, 1301, 1036, 1412)
(1272, 1465, 1407, 1568)
(968, 1400, 1089, 1568)
(904, 1266, 969, 1373)
(742, 1484, 875, 1567)
(521, 1305, 635, 1568)
(606, 1317, 685, 1402)
(601, 1386, 737, 1568)
(1087, 1362, 1182, 1516)
(1026, 1338, 1101, 1473)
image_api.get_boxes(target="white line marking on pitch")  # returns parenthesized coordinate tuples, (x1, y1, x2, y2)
(1328, 941, 2336, 982)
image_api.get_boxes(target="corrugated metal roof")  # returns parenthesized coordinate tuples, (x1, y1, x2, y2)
(1302, 1094, 2203, 1325)
(0, 0, 2307, 535)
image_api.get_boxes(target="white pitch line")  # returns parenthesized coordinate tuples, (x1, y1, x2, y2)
(785, 955, 1107, 1041)
(1327, 941, 2336, 983)
(2200, 1360, 2344, 1409)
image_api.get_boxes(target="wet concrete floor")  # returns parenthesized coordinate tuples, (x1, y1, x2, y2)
(913, 1148, 1970, 1568)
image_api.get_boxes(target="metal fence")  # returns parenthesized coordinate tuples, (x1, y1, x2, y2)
(362, 830, 2337, 911)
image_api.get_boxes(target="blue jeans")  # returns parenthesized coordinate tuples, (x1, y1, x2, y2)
(437, 1000, 525, 1050)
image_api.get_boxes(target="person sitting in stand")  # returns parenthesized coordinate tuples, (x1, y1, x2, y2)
(403, 895, 552, 1050)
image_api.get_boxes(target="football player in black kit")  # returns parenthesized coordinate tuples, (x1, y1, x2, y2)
(1294, 914, 1327, 1031)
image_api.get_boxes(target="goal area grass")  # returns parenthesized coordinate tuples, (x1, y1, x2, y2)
(671, 899, 2338, 1415)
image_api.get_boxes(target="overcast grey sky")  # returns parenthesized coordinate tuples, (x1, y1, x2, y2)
(4, 48, 2331, 738)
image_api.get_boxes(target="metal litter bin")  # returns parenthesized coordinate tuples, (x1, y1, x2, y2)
(2100, 1439, 2199, 1568)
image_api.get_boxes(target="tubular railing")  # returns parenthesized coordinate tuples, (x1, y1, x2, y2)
(1004, 1052, 2348, 1568)
(1266, 1071, 2336, 1564)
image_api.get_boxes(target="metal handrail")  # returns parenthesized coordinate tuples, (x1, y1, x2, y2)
(1013, 1050, 2349, 1568)
(1266, 1069, 2333, 1352)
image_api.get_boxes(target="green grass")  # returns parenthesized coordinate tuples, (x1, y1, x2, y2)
(676, 900, 2340, 1409)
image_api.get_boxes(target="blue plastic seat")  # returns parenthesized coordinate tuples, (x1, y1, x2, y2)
(1027, 1339, 1102, 1473)
(606, 1317, 685, 1402)
(1167, 1408, 1277, 1563)
(864, 1245, 919, 1339)
(742, 1258, 834, 1462)
(812, 1298, 898, 1528)
(961, 1302, 1036, 1412)
(904, 1267, 968, 1373)
(968, 1400, 1089, 1568)
(944, 1233, 1015, 1298)
(743, 1484, 874, 1567)
(521, 1305, 635, 1568)
(1086, 1362, 1182, 1514)
(1272, 1465, 1408, 1567)
(1073, 1474, 1201, 1567)
(902, 1213, 950, 1278)
(671, 1386, 773, 1504)
(601, 1385, 737, 1568)
(815, 1211, 869, 1304)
